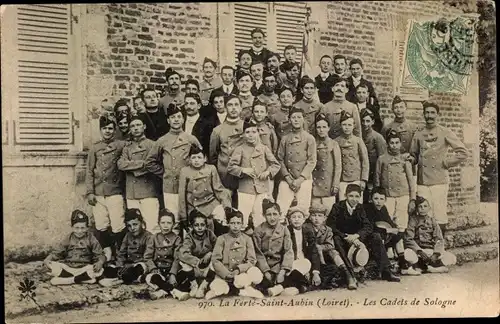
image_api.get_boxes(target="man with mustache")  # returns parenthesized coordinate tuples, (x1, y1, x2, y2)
(323, 78, 362, 140)
(409, 101, 467, 237)
(159, 68, 185, 113)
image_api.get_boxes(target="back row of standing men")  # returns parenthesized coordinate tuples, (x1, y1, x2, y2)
(89, 27, 468, 271)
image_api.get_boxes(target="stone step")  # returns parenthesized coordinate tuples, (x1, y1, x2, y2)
(446, 210, 496, 231)
(444, 225, 499, 249)
(448, 242, 499, 265)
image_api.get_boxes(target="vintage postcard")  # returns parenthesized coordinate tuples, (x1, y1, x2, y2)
(2, 1, 498, 322)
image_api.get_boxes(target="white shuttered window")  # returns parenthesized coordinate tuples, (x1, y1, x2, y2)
(6, 4, 76, 153)
(229, 2, 308, 65)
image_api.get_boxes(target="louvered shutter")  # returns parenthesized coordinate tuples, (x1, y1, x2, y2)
(14, 4, 74, 152)
(274, 2, 308, 64)
(233, 2, 270, 62)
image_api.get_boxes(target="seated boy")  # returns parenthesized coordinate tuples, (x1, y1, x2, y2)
(287, 206, 322, 293)
(44, 210, 106, 285)
(364, 188, 410, 275)
(207, 207, 264, 299)
(176, 210, 218, 300)
(404, 196, 456, 274)
(308, 202, 357, 290)
(144, 209, 183, 299)
(253, 199, 298, 296)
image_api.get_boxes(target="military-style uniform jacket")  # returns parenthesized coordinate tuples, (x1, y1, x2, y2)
(253, 222, 294, 274)
(256, 121, 279, 154)
(313, 137, 342, 197)
(409, 124, 467, 186)
(358, 104, 382, 133)
(117, 136, 157, 200)
(257, 92, 280, 116)
(159, 91, 185, 112)
(178, 164, 231, 222)
(334, 134, 369, 183)
(405, 214, 445, 252)
(145, 130, 201, 194)
(178, 229, 218, 268)
(362, 128, 387, 182)
(116, 229, 152, 267)
(211, 232, 257, 279)
(277, 129, 317, 180)
(209, 119, 245, 189)
(144, 231, 182, 273)
(288, 224, 321, 272)
(294, 98, 327, 134)
(374, 151, 415, 198)
(86, 138, 126, 197)
(381, 117, 417, 153)
(46, 231, 106, 268)
(270, 105, 293, 141)
(200, 76, 223, 106)
(327, 200, 373, 243)
(324, 99, 362, 139)
(228, 142, 281, 195)
(239, 93, 255, 120)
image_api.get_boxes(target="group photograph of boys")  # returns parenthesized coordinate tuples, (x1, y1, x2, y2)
(44, 25, 468, 303)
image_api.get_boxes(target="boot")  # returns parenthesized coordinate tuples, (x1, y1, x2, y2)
(341, 266, 357, 290)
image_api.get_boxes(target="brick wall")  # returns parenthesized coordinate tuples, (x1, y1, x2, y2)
(318, 0, 479, 216)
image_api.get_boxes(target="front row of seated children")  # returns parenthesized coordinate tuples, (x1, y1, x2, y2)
(44, 190, 456, 300)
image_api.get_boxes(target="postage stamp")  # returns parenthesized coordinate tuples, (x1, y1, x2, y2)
(404, 15, 479, 94)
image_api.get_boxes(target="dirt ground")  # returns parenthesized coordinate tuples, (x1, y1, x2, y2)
(11, 259, 499, 322)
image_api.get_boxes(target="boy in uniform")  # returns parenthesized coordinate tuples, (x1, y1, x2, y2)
(159, 68, 185, 111)
(86, 115, 127, 260)
(145, 104, 202, 232)
(236, 70, 255, 120)
(251, 100, 279, 154)
(270, 87, 295, 141)
(276, 107, 317, 220)
(117, 116, 159, 233)
(374, 130, 416, 231)
(334, 112, 369, 201)
(281, 61, 300, 96)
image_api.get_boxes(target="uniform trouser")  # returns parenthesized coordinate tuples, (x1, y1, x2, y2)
(210, 266, 262, 297)
(177, 261, 216, 292)
(48, 261, 104, 279)
(385, 195, 410, 230)
(145, 268, 175, 293)
(276, 180, 313, 220)
(238, 191, 270, 228)
(338, 181, 362, 201)
(417, 183, 449, 225)
(405, 248, 450, 270)
(163, 193, 179, 222)
(256, 262, 309, 293)
(93, 195, 126, 233)
(311, 196, 336, 216)
(127, 198, 160, 234)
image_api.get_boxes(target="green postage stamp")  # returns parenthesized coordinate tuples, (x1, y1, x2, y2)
(402, 15, 478, 94)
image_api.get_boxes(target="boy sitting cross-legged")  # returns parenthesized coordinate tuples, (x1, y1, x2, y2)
(44, 210, 106, 286)
(206, 207, 264, 300)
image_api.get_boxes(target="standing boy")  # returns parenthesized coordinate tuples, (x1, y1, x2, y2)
(315, 55, 336, 104)
(86, 115, 126, 259)
(159, 68, 185, 111)
(200, 57, 223, 106)
(236, 70, 255, 120)
(117, 116, 159, 233)
(334, 112, 369, 201)
(183, 93, 217, 157)
(257, 70, 280, 116)
(228, 118, 281, 229)
(345, 58, 379, 108)
(354, 84, 382, 132)
(280, 45, 298, 72)
(409, 101, 467, 236)
(374, 130, 416, 231)
(276, 107, 317, 220)
(252, 100, 279, 154)
(250, 60, 265, 96)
